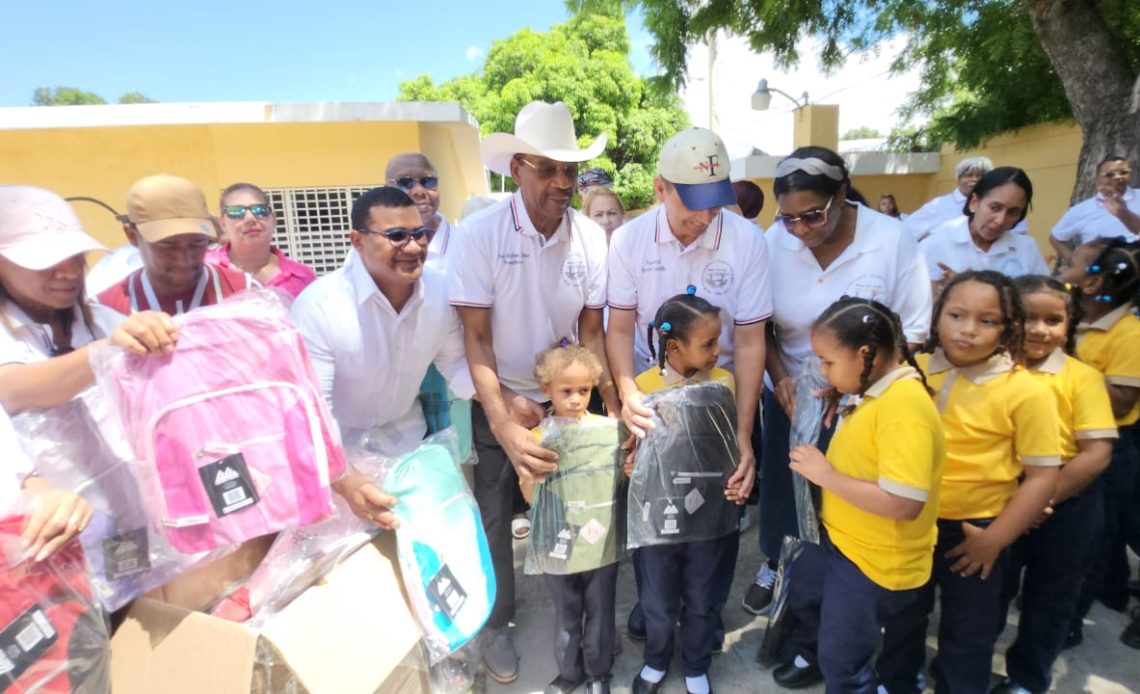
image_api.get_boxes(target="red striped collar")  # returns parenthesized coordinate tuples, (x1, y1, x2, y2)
(654, 206, 722, 250)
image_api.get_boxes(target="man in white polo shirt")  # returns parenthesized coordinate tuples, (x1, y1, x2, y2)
(291, 186, 474, 525)
(607, 127, 769, 694)
(1050, 156, 1140, 261)
(385, 152, 457, 271)
(449, 100, 616, 684)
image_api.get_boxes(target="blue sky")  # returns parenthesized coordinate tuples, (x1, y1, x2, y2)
(0, 0, 656, 106)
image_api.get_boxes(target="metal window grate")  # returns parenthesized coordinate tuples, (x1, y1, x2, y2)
(264, 186, 370, 276)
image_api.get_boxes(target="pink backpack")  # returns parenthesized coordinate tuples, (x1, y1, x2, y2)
(96, 291, 345, 554)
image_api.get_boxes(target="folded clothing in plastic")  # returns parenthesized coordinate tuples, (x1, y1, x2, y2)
(0, 516, 109, 693)
(384, 441, 495, 663)
(627, 381, 740, 548)
(419, 365, 474, 464)
(94, 290, 345, 554)
(526, 416, 628, 575)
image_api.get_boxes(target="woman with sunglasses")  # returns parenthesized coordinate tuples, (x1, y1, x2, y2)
(206, 183, 316, 298)
(741, 147, 933, 621)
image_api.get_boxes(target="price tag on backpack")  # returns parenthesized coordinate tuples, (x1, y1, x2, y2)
(427, 563, 468, 620)
(198, 453, 260, 517)
(0, 605, 58, 681)
(103, 527, 151, 580)
(657, 500, 682, 536)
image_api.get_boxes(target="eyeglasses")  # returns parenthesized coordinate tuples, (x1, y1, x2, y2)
(1100, 168, 1132, 180)
(391, 176, 439, 192)
(355, 226, 435, 247)
(775, 195, 836, 231)
(222, 204, 274, 220)
(514, 156, 579, 181)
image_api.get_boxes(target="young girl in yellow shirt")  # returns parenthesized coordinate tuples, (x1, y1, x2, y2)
(876, 270, 1061, 694)
(769, 297, 944, 692)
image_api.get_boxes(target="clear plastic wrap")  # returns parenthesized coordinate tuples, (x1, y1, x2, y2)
(11, 395, 232, 613)
(0, 512, 110, 693)
(626, 381, 740, 549)
(758, 356, 828, 666)
(380, 430, 495, 665)
(89, 289, 345, 554)
(525, 416, 628, 575)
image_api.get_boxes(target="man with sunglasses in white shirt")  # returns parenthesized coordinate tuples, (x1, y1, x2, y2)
(385, 153, 456, 270)
(449, 101, 616, 686)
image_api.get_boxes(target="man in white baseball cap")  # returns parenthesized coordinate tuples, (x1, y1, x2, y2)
(449, 100, 616, 686)
(606, 127, 771, 694)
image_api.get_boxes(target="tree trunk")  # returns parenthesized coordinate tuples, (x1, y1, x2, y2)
(1029, 0, 1140, 203)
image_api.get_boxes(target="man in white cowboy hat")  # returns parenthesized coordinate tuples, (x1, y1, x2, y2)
(606, 127, 770, 694)
(449, 100, 617, 685)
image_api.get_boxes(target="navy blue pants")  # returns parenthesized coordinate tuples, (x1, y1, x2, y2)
(1073, 424, 1139, 628)
(638, 533, 735, 676)
(1000, 483, 1104, 693)
(785, 535, 921, 694)
(547, 563, 619, 681)
(758, 388, 834, 559)
(877, 518, 1010, 694)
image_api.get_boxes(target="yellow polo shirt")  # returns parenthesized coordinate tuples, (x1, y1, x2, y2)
(635, 364, 735, 396)
(1029, 348, 1118, 461)
(821, 366, 946, 591)
(919, 350, 1061, 520)
(1076, 305, 1140, 426)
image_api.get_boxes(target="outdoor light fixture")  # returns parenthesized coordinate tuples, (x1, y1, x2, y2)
(751, 79, 809, 111)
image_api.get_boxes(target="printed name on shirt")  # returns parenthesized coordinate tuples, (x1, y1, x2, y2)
(844, 273, 889, 301)
(498, 252, 530, 266)
(702, 260, 735, 294)
(641, 259, 666, 274)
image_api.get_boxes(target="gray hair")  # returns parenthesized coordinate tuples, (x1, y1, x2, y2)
(955, 156, 993, 179)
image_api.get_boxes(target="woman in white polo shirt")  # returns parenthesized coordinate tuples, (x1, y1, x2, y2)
(743, 147, 932, 615)
(919, 166, 1048, 295)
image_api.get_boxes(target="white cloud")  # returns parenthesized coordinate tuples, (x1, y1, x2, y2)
(681, 32, 924, 159)
(465, 45, 484, 62)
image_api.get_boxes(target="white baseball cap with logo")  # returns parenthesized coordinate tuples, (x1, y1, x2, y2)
(657, 127, 736, 211)
(0, 185, 105, 271)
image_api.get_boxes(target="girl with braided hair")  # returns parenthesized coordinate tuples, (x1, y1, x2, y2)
(770, 297, 944, 691)
(1057, 238, 1140, 649)
(876, 270, 1061, 694)
(994, 275, 1116, 692)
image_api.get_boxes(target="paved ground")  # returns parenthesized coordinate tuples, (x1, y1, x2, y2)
(487, 520, 1140, 694)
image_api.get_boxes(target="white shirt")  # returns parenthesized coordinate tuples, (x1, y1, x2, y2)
(920, 216, 1049, 282)
(0, 407, 32, 515)
(85, 244, 144, 296)
(0, 302, 122, 366)
(766, 204, 932, 384)
(1051, 188, 1140, 244)
(291, 255, 474, 455)
(448, 192, 608, 401)
(607, 206, 772, 375)
(425, 215, 456, 272)
(904, 189, 1028, 242)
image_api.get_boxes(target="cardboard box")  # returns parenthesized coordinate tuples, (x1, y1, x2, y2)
(110, 534, 429, 694)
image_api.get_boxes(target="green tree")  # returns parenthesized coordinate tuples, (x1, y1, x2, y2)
(397, 4, 689, 209)
(32, 86, 106, 106)
(841, 126, 883, 140)
(118, 92, 156, 104)
(595, 0, 1140, 202)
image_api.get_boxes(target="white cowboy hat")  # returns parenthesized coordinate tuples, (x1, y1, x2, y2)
(481, 101, 608, 176)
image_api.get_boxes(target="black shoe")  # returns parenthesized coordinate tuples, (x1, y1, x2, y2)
(1097, 591, 1129, 612)
(772, 660, 822, 689)
(585, 677, 611, 694)
(1063, 625, 1083, 650)
(1122, 607, 1140, 650)
(545, 674, 585, 694)
(628, 602, 646, 640)
(631, 671, 665, 694)
(989, 678, 1032, 694)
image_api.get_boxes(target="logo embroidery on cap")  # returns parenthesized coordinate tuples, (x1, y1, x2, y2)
(694, 155, 721, 178)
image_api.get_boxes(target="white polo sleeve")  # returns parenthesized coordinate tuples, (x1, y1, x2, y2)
(434, 308, 476, 400)
(903, 199, 941, 242)
(582, 222, 608, 310)
(892, 231, 934, 345)
(448, 219, 495, 308)
(606, 224, 639, 311)
(734, 230, 773, 325)
(1050, 203, 1082, 243)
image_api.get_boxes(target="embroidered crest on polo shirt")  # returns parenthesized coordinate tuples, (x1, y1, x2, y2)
(1000, 258, 1025, 276)
(844, 273, 889, 301)
(702, 260, 734, 294)
(561, 252, 587, 287)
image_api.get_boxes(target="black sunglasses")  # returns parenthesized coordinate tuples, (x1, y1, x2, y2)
(391, 176, 439, 192)
(356, 226, 435, 247)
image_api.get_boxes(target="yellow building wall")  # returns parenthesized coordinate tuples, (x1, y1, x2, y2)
(0, 119, 485, 253)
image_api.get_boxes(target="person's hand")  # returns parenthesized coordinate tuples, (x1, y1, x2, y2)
(1099, 185, 1126, 217)
(774, 376, 796, 419)
(1032, 500, 1054, 529)
(506, 393, 546, 429)
(21, 485, 91, 562)
(814, 386, 841, 428)
(725, 437, 756, 505)
(493, 420, 558, 482)
(788, 444, 833, 487)
(935, 263, 957, 294)
(110, 310, 178, 356)
(945, 522, 1002, 580)
(334, 472, 399, 529)
(621, 433, 638, 478)
(619, 389, 655, 439)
